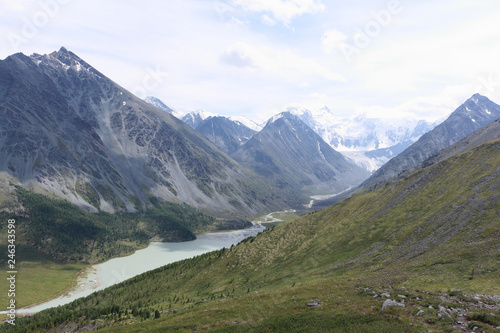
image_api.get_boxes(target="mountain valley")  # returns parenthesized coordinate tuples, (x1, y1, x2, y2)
(6, 126, 499, 332)
(0, 48, 499, 332)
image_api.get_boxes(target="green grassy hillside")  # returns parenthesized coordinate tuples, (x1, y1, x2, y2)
(5, 139, 500, 332)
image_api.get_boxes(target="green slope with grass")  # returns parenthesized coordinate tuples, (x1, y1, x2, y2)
(5, 139, 500, 332)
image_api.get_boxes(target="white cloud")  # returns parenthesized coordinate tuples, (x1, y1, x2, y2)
(219, 41, 345, 83)
(232, 0, 325, 25)
(321, 29, 347, 54)
(261, 14, 277, 26)
(219, 42, 257, 68)
(354, 85, 482, 121)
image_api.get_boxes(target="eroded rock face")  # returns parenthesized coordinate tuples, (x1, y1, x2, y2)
(0, 48, 281, 216)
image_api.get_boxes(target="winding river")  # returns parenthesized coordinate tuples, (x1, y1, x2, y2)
(13, 223, 265, 314)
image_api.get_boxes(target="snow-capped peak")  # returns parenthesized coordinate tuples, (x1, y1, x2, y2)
(181, 109, 219, 129)
(283, 105, 311, 117)
(268, 112, 285, 124)
(264, 105, 435, 172)
(229, 115, 263, 131)
(192, 109, 217, 120)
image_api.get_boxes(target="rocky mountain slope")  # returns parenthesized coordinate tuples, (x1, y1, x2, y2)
(0, 48, 282, 217)
(194, 116, 257, 154)
(362, 93, 500, 188)
(231, 112, 370, 201)
(12, 134, 500, 332)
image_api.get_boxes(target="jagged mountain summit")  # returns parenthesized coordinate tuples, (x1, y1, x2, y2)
(0, 47, 283, 216)
(362, 93, 500, 188)
(182, 109, 262, 132)
(182, 109, 217, 129)
(226, 115, 263, 132)
(231, 112, 370, 202)
(195, 116, 257, 155)
(285, 106, 435, 172)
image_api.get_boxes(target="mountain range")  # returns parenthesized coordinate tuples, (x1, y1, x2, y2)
(285, 106, 436, 172)
(0, 48, 285, 217)
(0, 48, 375, 218)
(231, 112, 370, 198)
(362, 93, 500, 188)
(144, 93, 500, 209)
(177, 106, 436, 173)
(183, 111, 370, 206)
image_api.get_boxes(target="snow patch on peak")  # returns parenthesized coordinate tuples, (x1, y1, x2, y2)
(229, 116, 262, 131)
(185, 109, 218, 121)
(268, 113, 285, 124)
(182, 109, 219, 128)
(31, 49, 91, 74)
(284, 105, 311, 116)
(74, 62, 82, 72)
(196, 109, 218, 120)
